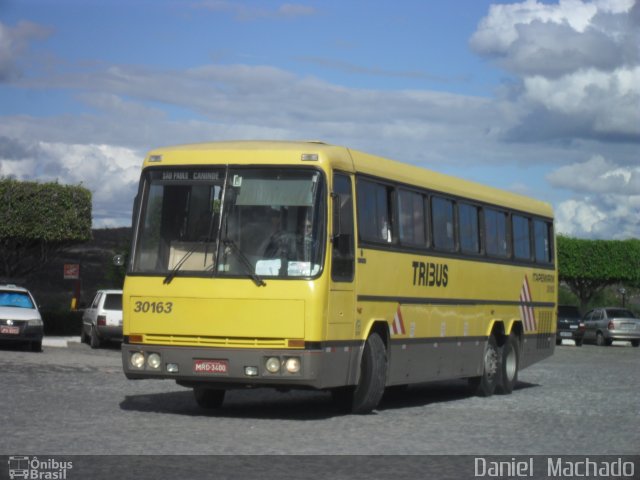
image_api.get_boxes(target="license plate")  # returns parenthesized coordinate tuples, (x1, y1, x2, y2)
(560, 332, 572, 337)
(0, 326, 20, 335)
(620, 324, 635, 331)
(193, 359, 228, 374)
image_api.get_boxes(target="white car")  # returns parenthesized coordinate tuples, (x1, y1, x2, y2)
(81, 289, 123, 348)
(0, 284, 43, 352)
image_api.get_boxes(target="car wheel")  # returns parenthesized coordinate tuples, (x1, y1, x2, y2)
(90, 326, 102, 349)
(631, 340, 639, 347)
(596, 332, 606, 346)
(496, 333, 519, 395)
(193, 387, 225, 409)
(80, 327, 88, 344)
(30, 340, 42, 352)
(556, 338, 561, 346)
(575, 338, 583, 347)
(468, 334, 499, 397)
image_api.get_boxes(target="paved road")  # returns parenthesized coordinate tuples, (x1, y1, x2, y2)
(0, 339, 638, 456)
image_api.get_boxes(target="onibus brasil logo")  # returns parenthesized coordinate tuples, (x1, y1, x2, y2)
(8, 456, 73, 479)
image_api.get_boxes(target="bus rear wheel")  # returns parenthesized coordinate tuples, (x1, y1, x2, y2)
(194, 387, 225, 409)
(468, 334, 499, 397)
(332, 332, 387, 414)
(496, 333, 519, 395)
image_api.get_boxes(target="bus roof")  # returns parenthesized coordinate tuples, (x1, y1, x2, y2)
(144, 140, 553, 218)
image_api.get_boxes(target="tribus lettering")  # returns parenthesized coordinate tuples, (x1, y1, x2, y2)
(412, 261, 449, 287)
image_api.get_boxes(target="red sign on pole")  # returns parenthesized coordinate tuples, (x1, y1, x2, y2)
(64, 264, 80, 280)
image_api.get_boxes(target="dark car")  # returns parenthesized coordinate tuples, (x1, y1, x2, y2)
(583, 307, 640, 347)
(556, 305, 585, 346)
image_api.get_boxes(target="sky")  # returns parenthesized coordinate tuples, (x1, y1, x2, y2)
(0, 0, 638, 239)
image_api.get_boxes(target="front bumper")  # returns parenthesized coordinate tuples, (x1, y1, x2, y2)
(121, 341, 362, 390)
(0, 323, 43, 343)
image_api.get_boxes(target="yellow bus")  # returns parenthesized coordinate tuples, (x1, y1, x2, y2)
(121, 141, 556, 413)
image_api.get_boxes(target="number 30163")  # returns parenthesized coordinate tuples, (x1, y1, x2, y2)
(134, 301, 173, 313)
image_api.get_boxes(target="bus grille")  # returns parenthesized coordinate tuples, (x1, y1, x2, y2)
(142, 334, 288, 348)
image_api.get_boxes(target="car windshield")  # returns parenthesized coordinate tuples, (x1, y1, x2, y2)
(131, 167, 326, 281)
(0, 291, 35, 309)
(606, 309, 636, 318)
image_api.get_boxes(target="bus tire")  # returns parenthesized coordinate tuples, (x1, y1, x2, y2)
(351, 332, 387, 414)
(496, 333, 519, 395)
(330, 333, 387, 414)
(468, 334, 499, 397)
(194, 387, 225, 409)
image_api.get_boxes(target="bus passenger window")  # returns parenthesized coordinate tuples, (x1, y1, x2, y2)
(431, 196, 455, 251)
(459, 203, 480, 254)
(398, 189, 426, 246)
(485, 208, 508, 257)
(513, 215, 531, 260)
(534, 220, 552, 263)
(356, 179, 393, 243)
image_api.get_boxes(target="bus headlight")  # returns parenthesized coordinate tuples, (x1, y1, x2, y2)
(284, 357, 301, 374)
(147, 353, 162, 369)
(265, 356, 281, 373)
(131, 352, 145, 369)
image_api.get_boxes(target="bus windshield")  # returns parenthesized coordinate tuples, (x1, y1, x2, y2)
(131, 167, 326, 281)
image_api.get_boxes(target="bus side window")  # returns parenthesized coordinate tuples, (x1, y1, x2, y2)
(332, 173, 355, 282)
(485, 208, 509, 257)
(534, 219, 553, 263)
(513, 214, 532, 260)
(431, 196, 455, 251)
(356, 178, 393, 243)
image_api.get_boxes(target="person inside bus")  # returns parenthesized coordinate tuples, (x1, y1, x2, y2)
(263, 209, 295, 259)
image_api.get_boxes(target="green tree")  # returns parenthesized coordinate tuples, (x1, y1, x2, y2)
(557, 236, 640, 312)
(0, 178, 92, 280)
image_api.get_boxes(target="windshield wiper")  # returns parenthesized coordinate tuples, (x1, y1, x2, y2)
(223, 238, 266, 287)
(163, 243, 213, 285)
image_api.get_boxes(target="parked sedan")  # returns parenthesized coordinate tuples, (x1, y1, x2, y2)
(81, 289, 123, 348)
(556, 305, 585, 346)
(583, 307, 640, 347)
(0, 284, 43, 352)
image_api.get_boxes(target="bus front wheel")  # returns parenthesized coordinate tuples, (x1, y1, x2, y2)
(332, 332, 387, 414)
(468, 334, 499, 397)
(194, 387, 225, 409)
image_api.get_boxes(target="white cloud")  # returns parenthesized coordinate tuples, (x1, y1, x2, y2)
(0, 138, 142, 227)
(555, 195, 640, 239)
(0, 21, 51, 81)
(471, 0, 640, 143)
(470, 0, 636, 75)
(549, 155, 640, 239)
(547, 155, 640, 194)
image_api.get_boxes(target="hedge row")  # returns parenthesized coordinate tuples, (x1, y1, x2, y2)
(0, 178, 92, 241)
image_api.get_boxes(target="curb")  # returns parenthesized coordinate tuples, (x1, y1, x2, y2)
(43, 336, 81, 348)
